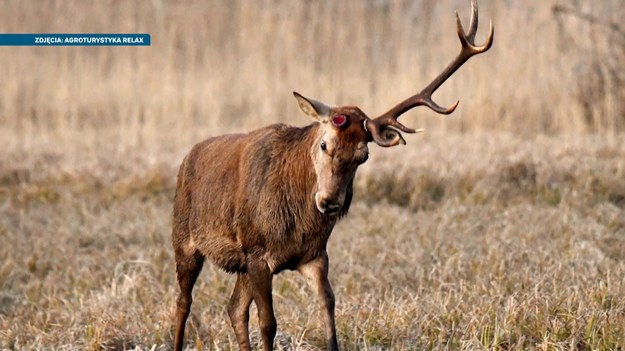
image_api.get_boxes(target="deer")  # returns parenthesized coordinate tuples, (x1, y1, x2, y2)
(171, 1, 493, 350)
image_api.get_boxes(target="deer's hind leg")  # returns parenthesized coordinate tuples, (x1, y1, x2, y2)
(247, 257, 276, 351)
(227, 273, 254, 351)
(173, 247, 204, 351)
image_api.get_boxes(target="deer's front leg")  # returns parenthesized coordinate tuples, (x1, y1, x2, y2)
(246, 256, 276, 351)
(299, 251, 339, 351)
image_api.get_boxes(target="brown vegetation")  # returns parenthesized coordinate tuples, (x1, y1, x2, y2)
(1, 0, 624, 350)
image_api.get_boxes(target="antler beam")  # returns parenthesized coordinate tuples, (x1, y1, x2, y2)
(367, 0, 494, 147)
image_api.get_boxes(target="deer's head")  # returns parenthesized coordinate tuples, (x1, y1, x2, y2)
(294, 0, 493, 215)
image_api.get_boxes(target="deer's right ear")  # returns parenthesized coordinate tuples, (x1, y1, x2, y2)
(293, 92, 331, 121)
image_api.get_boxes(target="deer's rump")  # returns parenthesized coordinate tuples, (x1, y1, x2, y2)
(172, 131, 254, 273)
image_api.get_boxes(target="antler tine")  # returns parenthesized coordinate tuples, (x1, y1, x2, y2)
(457, 1, 494, 53)
(367, 0, 494, 147)
(466, 0, 479, 42)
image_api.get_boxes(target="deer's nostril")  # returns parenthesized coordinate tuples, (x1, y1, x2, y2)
(320, 199, 341, 214)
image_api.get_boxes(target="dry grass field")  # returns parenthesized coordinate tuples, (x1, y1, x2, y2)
(1, 1, 625, 350)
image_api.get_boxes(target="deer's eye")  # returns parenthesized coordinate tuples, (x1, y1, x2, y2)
(320, 140, 327, 151)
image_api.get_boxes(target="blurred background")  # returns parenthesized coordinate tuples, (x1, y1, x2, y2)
(1, 0, 624, 143)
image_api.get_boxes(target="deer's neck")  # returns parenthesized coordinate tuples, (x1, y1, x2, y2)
(275, 123, 319, 203)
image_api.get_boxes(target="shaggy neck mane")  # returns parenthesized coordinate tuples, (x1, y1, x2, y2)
(270, 123, 323, 220)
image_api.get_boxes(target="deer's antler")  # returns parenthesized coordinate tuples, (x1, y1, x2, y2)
(366, 0, 494, 147)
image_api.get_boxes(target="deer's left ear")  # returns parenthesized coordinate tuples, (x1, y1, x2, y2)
(293, 92, 331, 122)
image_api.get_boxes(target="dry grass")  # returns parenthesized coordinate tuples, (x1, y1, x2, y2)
(1, 0, 624, 136)
(1, 1, 625, 350)
(1, 132, 624, 350)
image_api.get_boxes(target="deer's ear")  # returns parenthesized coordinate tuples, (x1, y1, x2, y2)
(293, 92, 331, 121)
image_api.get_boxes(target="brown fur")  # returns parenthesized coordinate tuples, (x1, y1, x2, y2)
(173, 123, 352, 274)
(172, 108, 369, 351)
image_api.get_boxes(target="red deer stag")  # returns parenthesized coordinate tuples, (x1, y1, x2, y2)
(172, 1, 493, 350)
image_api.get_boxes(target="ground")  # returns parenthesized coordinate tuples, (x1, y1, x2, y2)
(1, 131, 623, 350)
